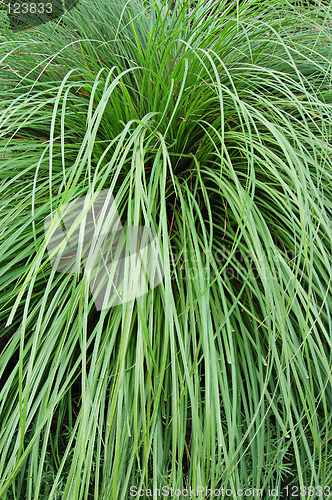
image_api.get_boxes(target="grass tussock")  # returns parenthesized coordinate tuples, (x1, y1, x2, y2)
(0, 0, 332, 498)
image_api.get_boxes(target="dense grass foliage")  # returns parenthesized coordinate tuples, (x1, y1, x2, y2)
(0, 0, 332, 498)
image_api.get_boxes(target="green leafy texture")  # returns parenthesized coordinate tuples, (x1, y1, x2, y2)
(0, 0, 332, 498)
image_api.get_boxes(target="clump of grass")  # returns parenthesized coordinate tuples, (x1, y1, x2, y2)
(0, 0, 332, 498)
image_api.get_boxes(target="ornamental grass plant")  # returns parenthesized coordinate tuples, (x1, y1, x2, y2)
(0, 0, 332, 498)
